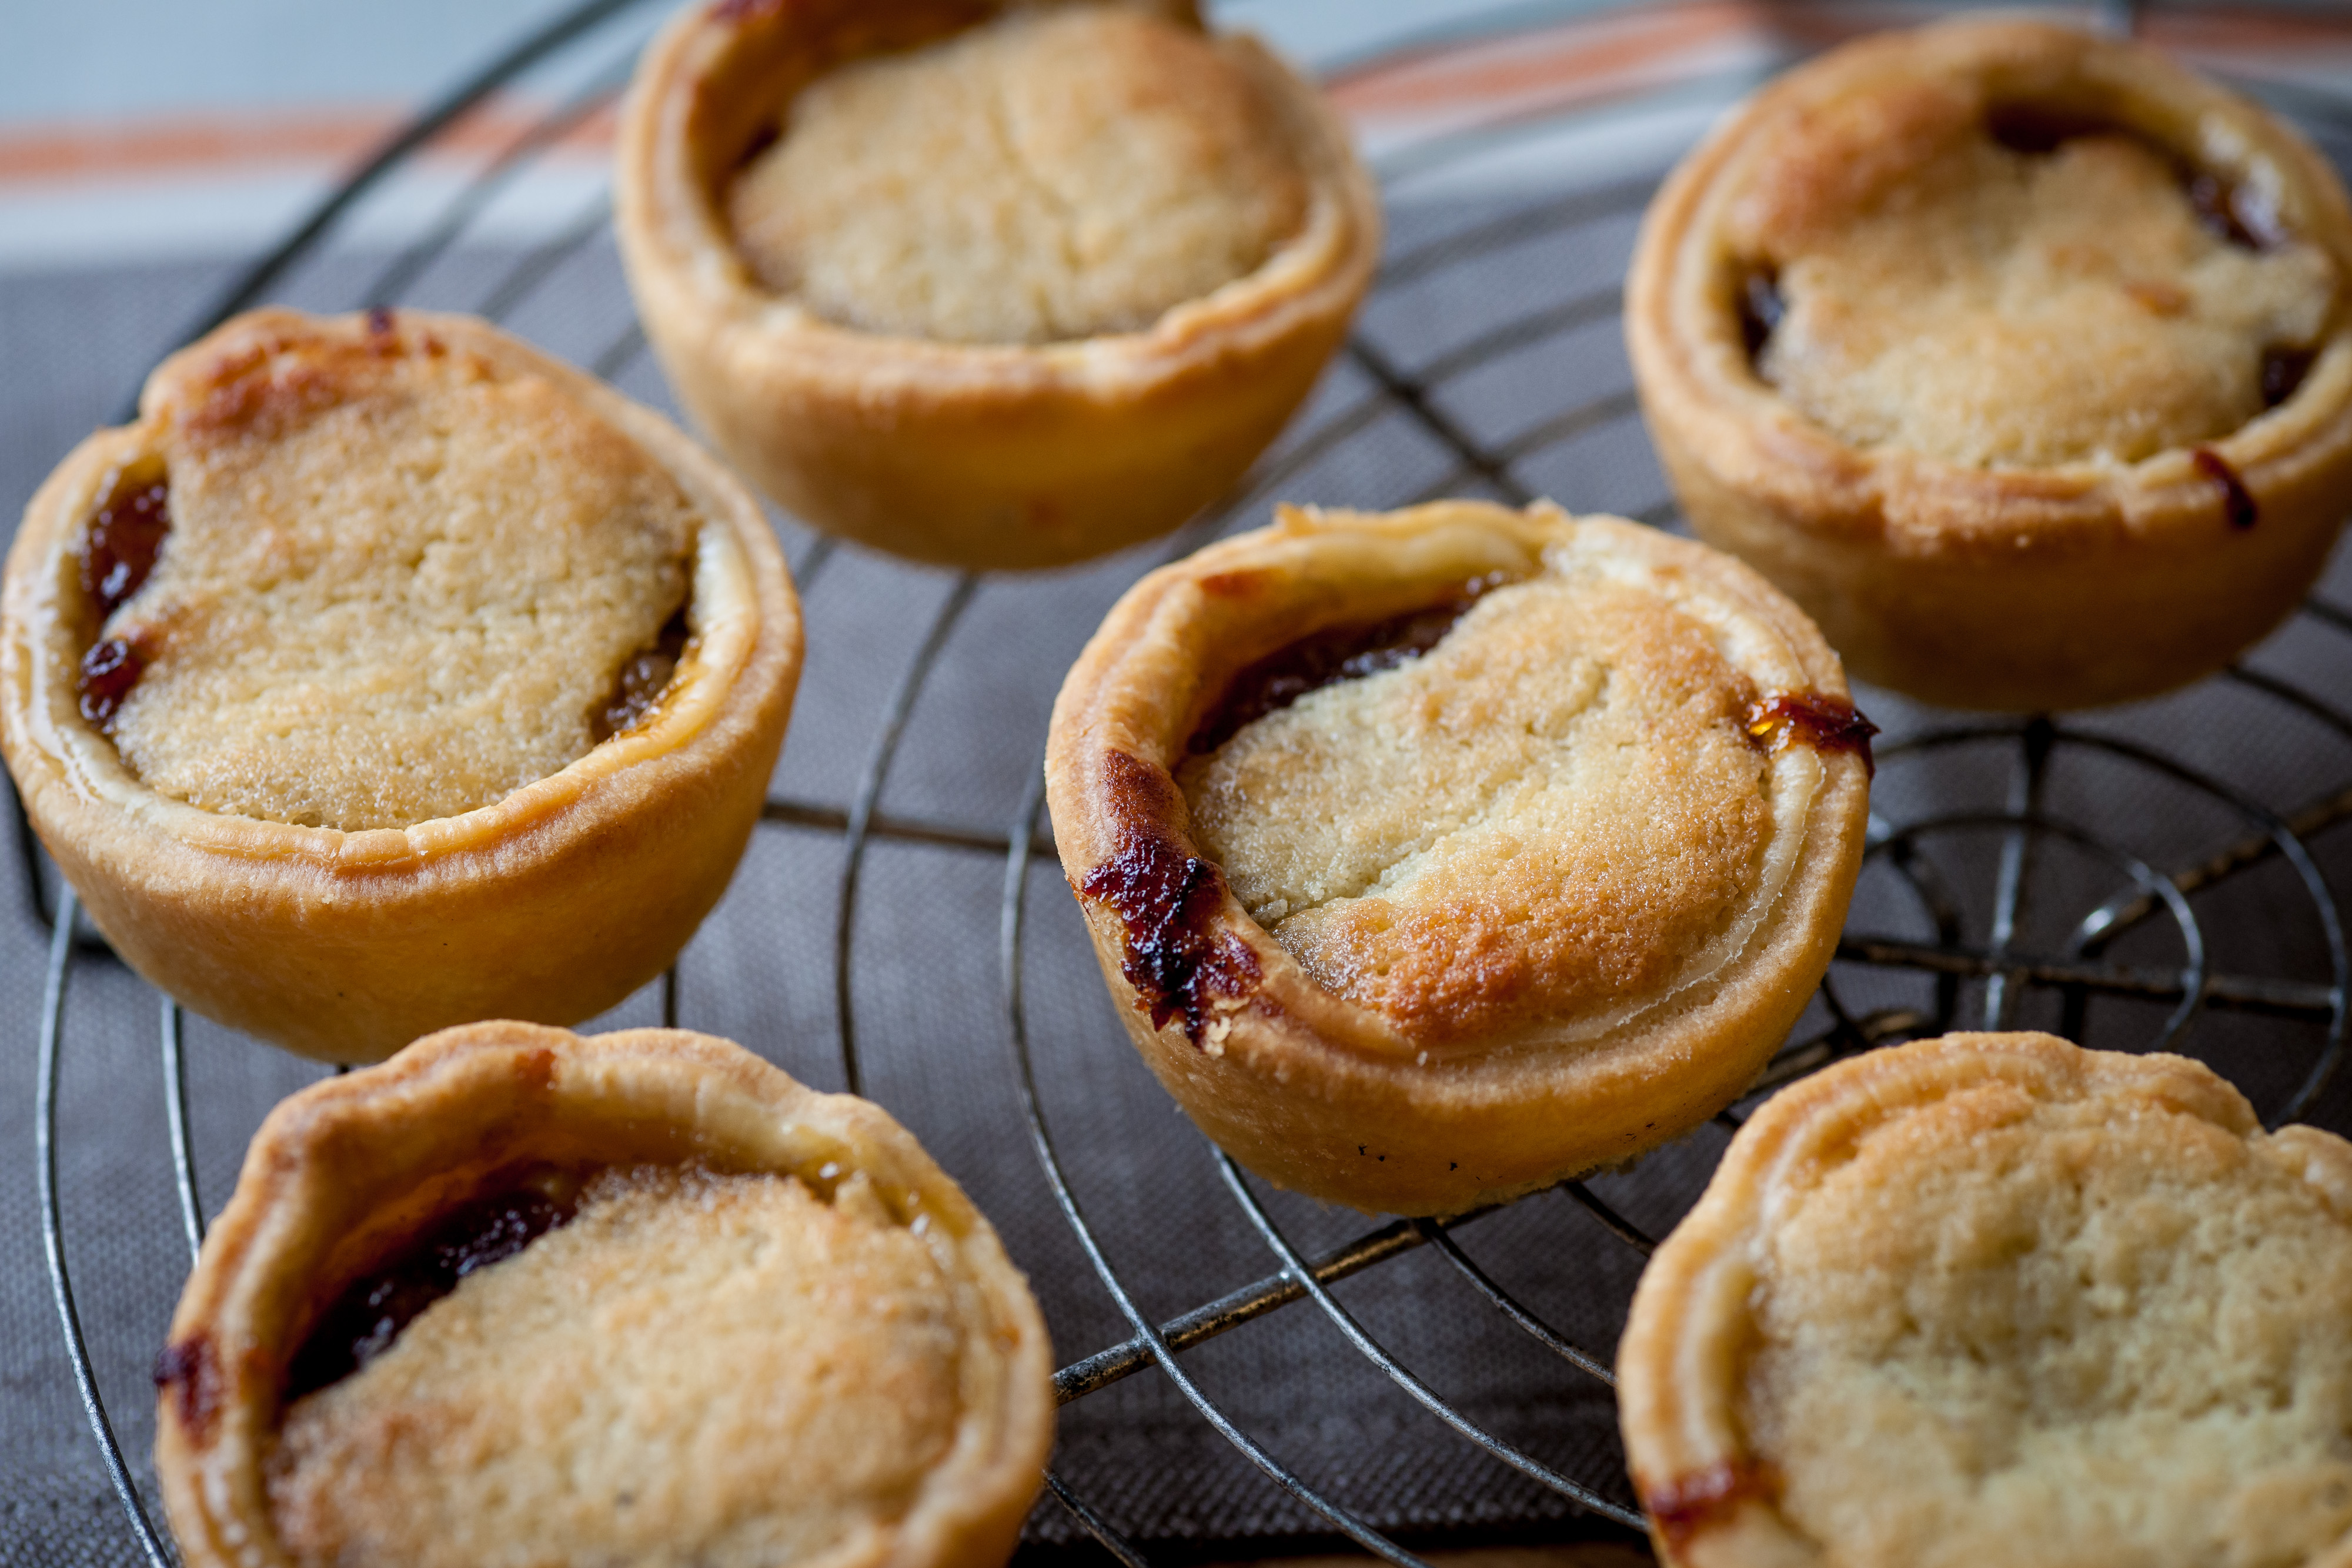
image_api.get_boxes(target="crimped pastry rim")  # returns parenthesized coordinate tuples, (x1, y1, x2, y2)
(0, 306, 801, 872)
(1624, 15, 2352, 559)
(613, 0, 1381, 399)
(1044, 499, 1873, 1212)
(1614, 1031, 2352, 1567)
(153, 1022, 1056, 1568)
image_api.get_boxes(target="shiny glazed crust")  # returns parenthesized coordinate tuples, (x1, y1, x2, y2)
(0, 309, 802, 1062)
(614, 0, 1381, 571)
(1616, 1033, 2352, 1568)
(153, 1022, 1055, 1568)
(1626, 18, 2352, 711)
(1044, 501, 1870, 1215)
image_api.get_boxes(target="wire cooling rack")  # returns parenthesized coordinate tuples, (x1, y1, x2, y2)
(21, 1, 2352, 1563)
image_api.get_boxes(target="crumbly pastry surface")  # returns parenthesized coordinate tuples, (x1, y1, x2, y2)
(1623, 17, 2352, 712)
(152, 1025, 1053, 1568)
(1747, 112, 2337, 467)
(1618, 1033, 2352, 1568)
(111, 325, 694, 831)
(1182, 572, 1770, 1049)
(269, 1167, 965, 1568)
(729, 8, 1307, 345)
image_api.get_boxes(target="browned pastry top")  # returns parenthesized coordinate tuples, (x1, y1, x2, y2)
(1725, 44, 2337, 468)
(105, 310, 695, 831)
(1619, 1034, 2352, 1568)
(268, 1164, 971, 1568)
(1180, 566, 1780, 1048)
(727, 8, 1308, 345)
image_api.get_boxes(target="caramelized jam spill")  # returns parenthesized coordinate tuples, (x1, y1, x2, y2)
(2186, 170, 2284, 252)
(283, 1178, 582, 1402)
(1744, 691, 1878, 777)
(2192, 446, 2260, 530)
(1642, 1460, 1779, 1549)
(81, 473, 169, 618)
(1080, 751, 1259, 1048)
(1188, 576, 1508, 756)
(152, 1332, 223, 1445)
(75, 471, 171, 732)
(2262, 345, 2316, 408)
(1984, 102, 2282, 252)
(78, 638, 148, 731)
(592, 603, 691, 743)
(1984, 102, 2120, 157)
(1738, 269, 1784, 363)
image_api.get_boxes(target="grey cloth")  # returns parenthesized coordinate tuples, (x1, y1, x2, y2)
(7, 66, 2352, 1568)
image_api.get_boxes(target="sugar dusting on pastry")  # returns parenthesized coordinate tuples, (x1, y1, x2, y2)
(727, 9, 1308, 345)
(1180, 570, 1773, 1048)
(1732, 88, 2337, 467)
(265, 1166, 967, 1568)
(1739, 1048, 2352, 1566)
(101, 314, 696, 831)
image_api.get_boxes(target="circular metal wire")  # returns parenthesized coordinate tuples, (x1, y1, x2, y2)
(22, 1, 2352, 1560)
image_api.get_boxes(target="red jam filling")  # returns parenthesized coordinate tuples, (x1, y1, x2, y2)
(1744, 691, 1878, 777)
(75, 471, 171, 732)
(1186, 576, 1508, 757)
(592, 603, 691, 743)
(1738, 268, 1785, 363)
(2191, 446, 2260, 530)
(1080, 751, 1260, 1048)
(1642, 1459, 1780, 1549)
(282, 1178, 582, 1401)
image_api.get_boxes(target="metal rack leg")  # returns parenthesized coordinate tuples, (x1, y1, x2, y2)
(38, 890, 175, 1568)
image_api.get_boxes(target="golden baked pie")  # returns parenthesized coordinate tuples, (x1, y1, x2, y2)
(615, 0, 1380, 571)
(0, 307, 800, 1062)
(1045, 500, 1872, 1215)
(1618, 1032, 2352, 1567)
(1627, 18, 2352, 711)
(154, 1022, 1054, 1568)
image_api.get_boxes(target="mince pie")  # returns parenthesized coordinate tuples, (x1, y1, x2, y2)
(1619, 1032, 2352, 1567)
(154, 1022, 1054, 1568)
(615, 0, 1380, 570)
(1045, 500, 1872, 1215)
(0, 308, 801, 1061)
(1627, 18, 2352, 710)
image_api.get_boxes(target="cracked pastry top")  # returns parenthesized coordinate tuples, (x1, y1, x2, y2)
(615, 0, 1379, 570)
(1618, 1032, 2352, 1568)
(153, 1023, 1054, 1568)
(1626, 18, 2352, 711)
(0, 307, 801, 1063)
(1045, 500, 1872, 1216)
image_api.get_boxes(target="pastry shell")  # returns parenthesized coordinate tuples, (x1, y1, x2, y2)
(1626, 18, 2352, 711)
(0, 308, 802, 1064)
(613, 0, 1381, 571)
(1044, 500, 1872, 1216)
(153, 1021, 1054, 1568)
(1617, 1032, 2352, 1567)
